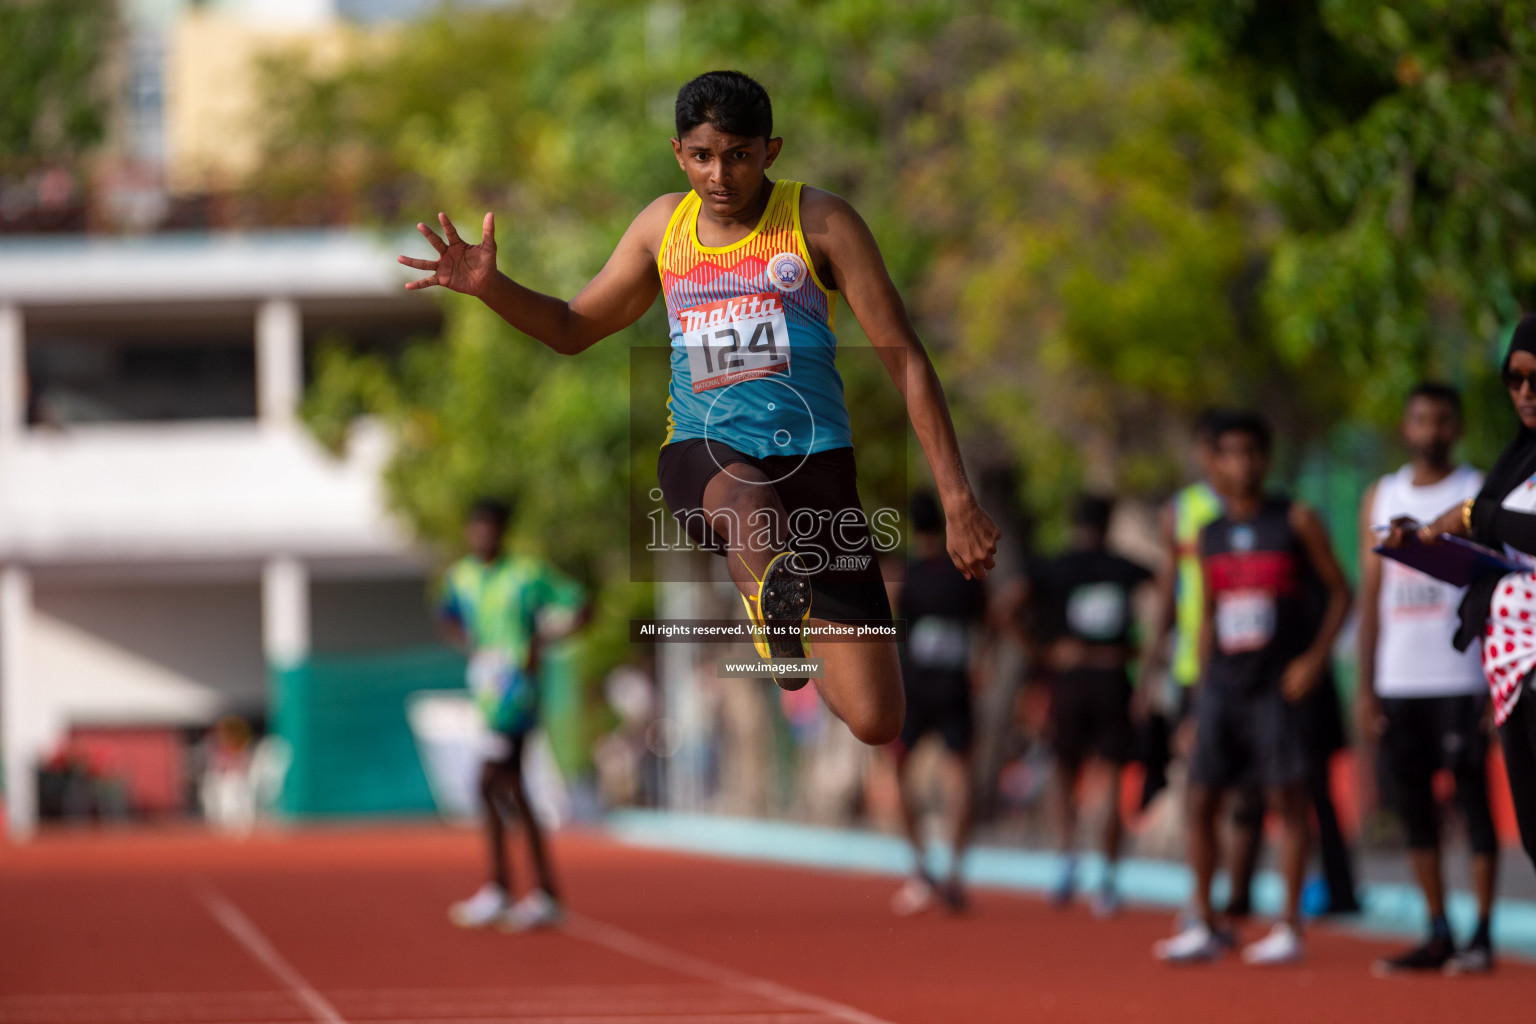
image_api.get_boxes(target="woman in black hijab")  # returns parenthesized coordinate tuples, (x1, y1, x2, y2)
(1401, 313, 1536, 872)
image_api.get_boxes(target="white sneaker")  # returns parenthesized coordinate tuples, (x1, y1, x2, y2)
(1242, 923, 1304, 966)
(498, 889, 562, 932)
(890, 875, 937, 917)
(1153, 922, 1231, 963)
(448, 883, 508, 928)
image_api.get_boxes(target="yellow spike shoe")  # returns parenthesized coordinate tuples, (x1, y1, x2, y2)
(738, 550, 813, 691)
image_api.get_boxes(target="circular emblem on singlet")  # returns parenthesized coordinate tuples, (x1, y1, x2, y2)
(1230, 525, 1256, 552)
(767, 251, 808, 293)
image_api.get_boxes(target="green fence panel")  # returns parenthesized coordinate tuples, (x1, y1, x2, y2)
(271, 646, 466, 818)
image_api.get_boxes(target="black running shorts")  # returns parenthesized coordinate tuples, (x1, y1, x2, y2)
(1381, 693, 1496, 854)
(1189, 684, 1308, 790)
(898, 669, 974, 755)
(657, 439, 893, 624)
(1052, 667, 1135, 767)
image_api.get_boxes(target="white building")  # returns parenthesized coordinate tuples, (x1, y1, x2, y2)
(0, 230, 443, 837)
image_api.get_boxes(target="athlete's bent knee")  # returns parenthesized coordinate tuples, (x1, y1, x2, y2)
(847, 701, 904, 747)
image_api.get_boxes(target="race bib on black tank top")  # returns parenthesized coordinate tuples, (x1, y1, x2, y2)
(1200, 498, 1312, 691)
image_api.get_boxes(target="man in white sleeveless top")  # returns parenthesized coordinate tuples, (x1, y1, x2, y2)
(1358, 382, 1498, 976)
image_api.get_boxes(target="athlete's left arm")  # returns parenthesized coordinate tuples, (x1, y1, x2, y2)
(1282, 502, 1354, 702)
(800, 188, 1000, 580)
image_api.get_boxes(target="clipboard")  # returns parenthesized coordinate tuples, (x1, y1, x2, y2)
(1373, 533, 1524, 589)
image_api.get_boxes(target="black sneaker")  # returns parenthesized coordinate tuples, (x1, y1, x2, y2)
(739, 551, 813, 691)
(1444, 941, 1494, 976)
(1371, 937, 1454, 977)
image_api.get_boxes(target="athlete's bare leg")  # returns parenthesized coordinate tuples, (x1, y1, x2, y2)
(1270, 783, 1309, 928)
(1187, 784, 1222, 924)
(1410, 847, 1447, 920)
(939, 750, 975, 888)
(813, 630, 904, 746)
(1225, 790, 1264, 915)
(1053, 760, 1083, 856)
(702, 464, 904, 745)
(891, 746, 926, 870)
(478, 762, 513, 892)
(505, 766, 559, 899)
(1472, 853, 1497, 922)
(1100, 761, 1125, 869)
(701, 464, 789, 592)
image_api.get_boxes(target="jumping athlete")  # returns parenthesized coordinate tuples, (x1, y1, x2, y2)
(1154, 412, 1352, 966)
(398, 71, 999, 746)
(439, 499, 591, 931)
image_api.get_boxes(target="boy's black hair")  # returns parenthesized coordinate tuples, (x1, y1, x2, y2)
(1210, 410, 1272, 454)
(1071, 494, 1114, 533)
(1406, 380, 1462, 417)
(1193, 407, 1227, 444)
(468, 497, 512, 531)
(675, 70, 773, 140)
(910, 489, 942, 535)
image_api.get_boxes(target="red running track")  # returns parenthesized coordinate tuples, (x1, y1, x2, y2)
(1, 824, 1533, 1023)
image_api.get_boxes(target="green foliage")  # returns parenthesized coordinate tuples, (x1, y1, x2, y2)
(888, 8, 1279, 517)
(284, 0, 1284, 544)
(0, 0, 112, 176)
(1141, 0, 1536, 460)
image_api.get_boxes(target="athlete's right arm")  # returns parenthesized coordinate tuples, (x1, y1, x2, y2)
(396, 198, 682, 355)
(1356, 481, 1386, 738)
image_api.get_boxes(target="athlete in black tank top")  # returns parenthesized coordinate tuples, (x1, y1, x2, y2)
(1155, 413, 1352, 967)
(1201, 496, 1315, 695)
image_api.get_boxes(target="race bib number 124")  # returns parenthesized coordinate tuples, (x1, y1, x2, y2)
(681, 294, 790, 393)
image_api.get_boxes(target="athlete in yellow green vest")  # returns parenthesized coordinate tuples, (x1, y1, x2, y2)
(1152, 412, 1223, 719)
(439, 499, 590, 932)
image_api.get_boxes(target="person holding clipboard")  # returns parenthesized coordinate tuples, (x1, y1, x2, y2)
(1383, 314, 1536, 875)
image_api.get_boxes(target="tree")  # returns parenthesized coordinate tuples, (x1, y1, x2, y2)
(1140, 0, 1536, 456)
(0, 0, 112, 179)
(275, 0, 1290, 558)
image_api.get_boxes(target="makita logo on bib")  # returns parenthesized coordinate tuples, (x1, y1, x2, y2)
(680, 294, 782, 332)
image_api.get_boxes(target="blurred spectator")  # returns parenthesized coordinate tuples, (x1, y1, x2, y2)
(593, 664, 658, 808)
(887, 490, 989, 916)
(201, 716, 257, 836)
(1019, 494, 1153, 917)
(1359, 382, 1493, 975)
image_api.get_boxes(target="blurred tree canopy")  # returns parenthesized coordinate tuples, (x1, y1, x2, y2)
(1141, 0, 1536, 455)
(261, 0, 1536, 664)
(0, 0, 112, 179)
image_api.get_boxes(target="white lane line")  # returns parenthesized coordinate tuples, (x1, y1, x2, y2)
(561, 914, 899, 1024)
(196, 885, 348, 1024)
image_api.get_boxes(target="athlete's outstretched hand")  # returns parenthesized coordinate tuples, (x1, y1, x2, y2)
(397, 212, 498, 296)
(946, 495, 1001, 581)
